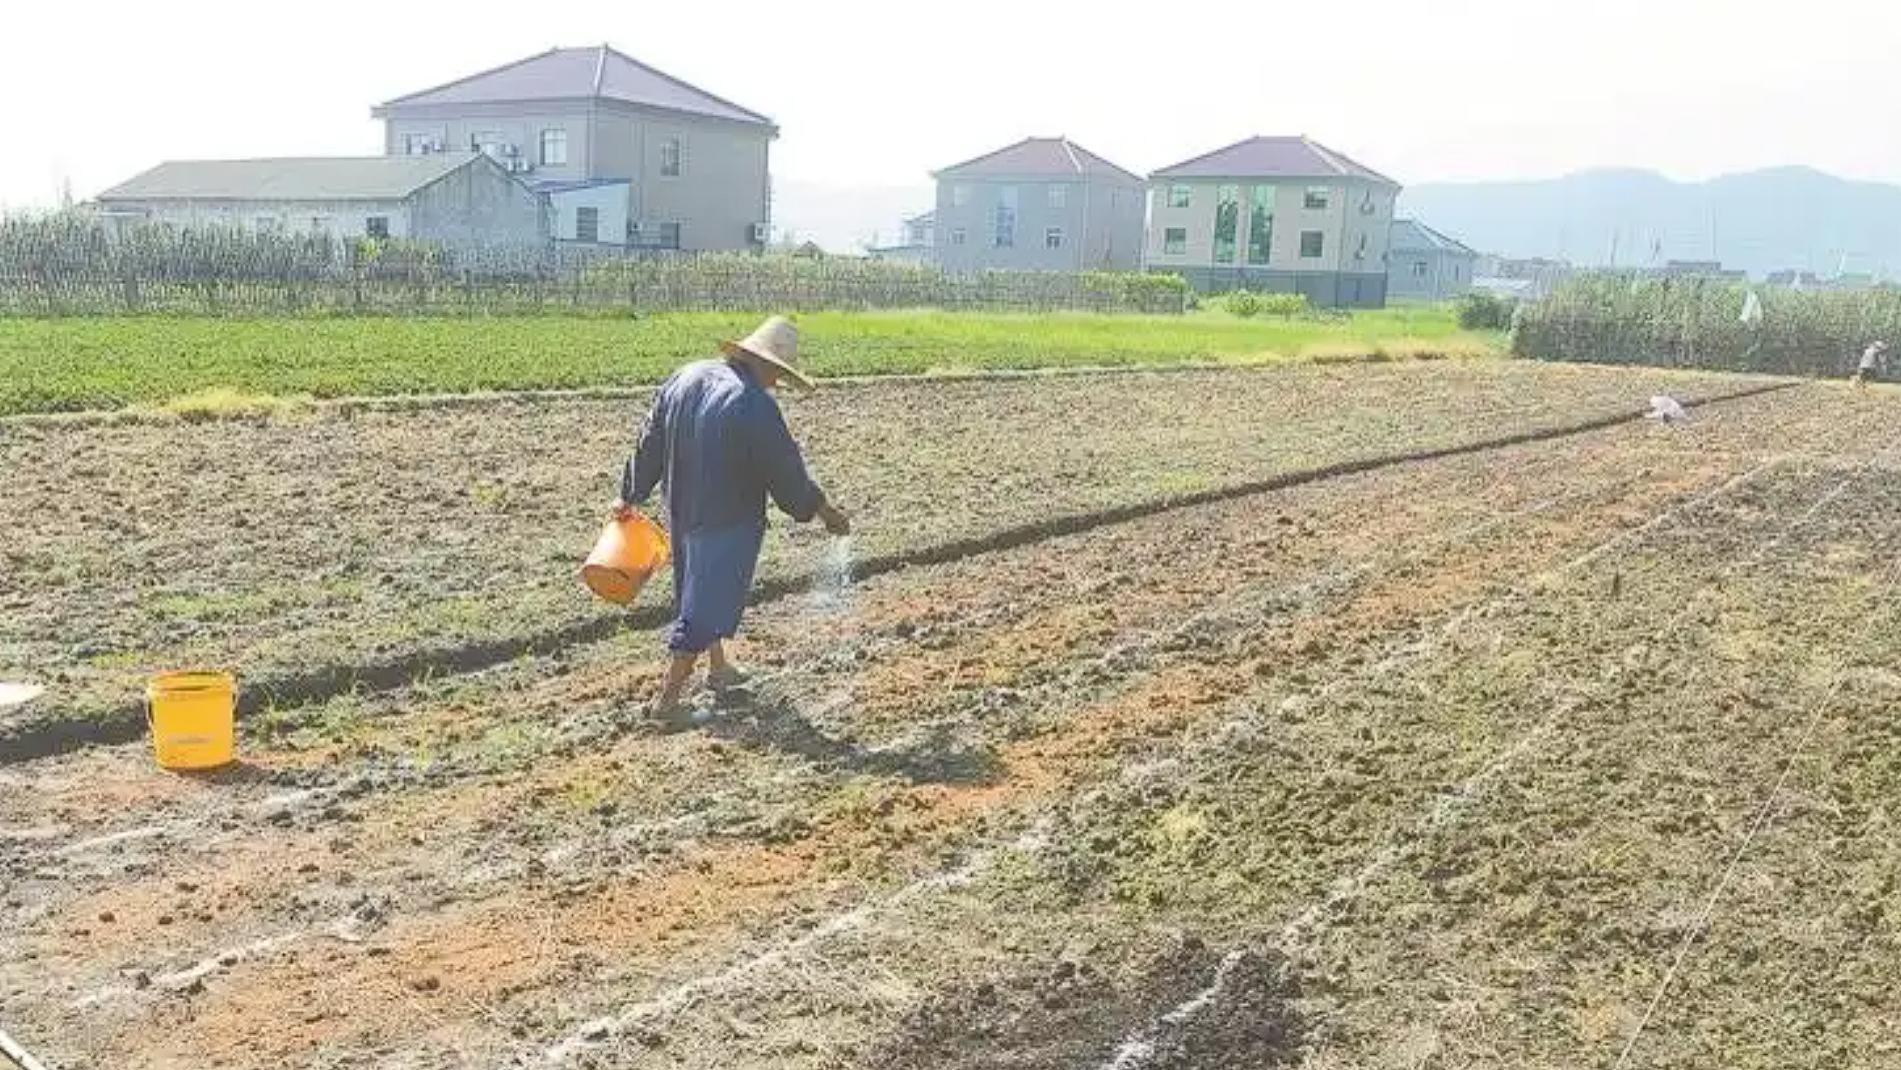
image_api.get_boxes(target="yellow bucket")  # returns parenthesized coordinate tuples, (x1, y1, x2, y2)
(147, 671, 237, 771)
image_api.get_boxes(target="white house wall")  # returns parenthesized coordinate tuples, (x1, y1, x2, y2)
(548, 184, 631, 244)
(96, 199, 412, 238)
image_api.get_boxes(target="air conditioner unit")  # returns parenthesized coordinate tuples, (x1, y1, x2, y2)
(750, 222, 769, 243)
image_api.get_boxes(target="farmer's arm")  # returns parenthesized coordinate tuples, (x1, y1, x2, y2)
(619, 388, 669, 508)
(748, 397, 848, 532)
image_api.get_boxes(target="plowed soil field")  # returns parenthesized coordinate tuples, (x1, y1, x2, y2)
(4, 365, 1899, 1070)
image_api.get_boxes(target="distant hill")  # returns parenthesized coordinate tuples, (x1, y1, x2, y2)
(1399, 167, 1901, 279)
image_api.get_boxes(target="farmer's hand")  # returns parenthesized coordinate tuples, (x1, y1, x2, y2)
(819, 503, 851, 536)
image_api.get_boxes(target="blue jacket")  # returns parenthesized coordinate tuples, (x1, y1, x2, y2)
(622, 359, 824, 531)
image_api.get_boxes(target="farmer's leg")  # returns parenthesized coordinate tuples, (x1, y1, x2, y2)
(657, 652, 698, 710)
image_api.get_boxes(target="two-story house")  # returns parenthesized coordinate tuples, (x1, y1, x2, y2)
(932, 138, 1145, 272)
(374, 45, 775, 251)
(1146, 136, 1400, 307)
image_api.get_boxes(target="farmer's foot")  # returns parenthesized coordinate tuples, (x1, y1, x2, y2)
(707, 664, 752, 692)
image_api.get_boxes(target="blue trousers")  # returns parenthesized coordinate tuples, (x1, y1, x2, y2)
(667, 521, 765, 654)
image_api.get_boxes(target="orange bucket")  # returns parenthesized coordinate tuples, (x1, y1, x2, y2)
(582, 510, 671, 605)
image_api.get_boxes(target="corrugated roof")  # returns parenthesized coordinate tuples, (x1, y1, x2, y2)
(1152, 136, 1399, 186)
(1389, 218, 1476, 256)
(96, 154, 484, 202)
(935, 137, 1142, 183)
(376, 45, 772, 127)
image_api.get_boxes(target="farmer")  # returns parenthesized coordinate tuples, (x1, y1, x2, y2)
(614, 316, 850, 714)
(1854, 340, 1888, 389)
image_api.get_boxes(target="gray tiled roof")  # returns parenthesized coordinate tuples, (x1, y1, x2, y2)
(96, 154, 484, 202)
(1152, 136, 1399, 186)
(1390, 218, 1476, 255)
(935, 137, 1142, 183)
(376, 45, 772, 127)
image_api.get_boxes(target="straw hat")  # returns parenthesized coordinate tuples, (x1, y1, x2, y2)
(721, 316, 814, 389)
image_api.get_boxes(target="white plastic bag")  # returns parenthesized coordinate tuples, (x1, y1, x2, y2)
(1646, 395, 1688, 423)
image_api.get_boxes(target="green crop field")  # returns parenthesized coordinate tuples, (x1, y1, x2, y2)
(0, 307, 1497, 416)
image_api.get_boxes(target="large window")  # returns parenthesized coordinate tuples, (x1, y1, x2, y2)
(1162, 227, 1187, 255)
(575, 206, 600, 243)
(994, 185, 1017, 248)
(402, 133, 436, 155)
(1246, 186, 1274, 265)
(540, 129, 568, 166)
(365, 216, 390, 239)
(952, 184, 970, 207)
(1300, 230, 1325, 258)
(660, 137, 682, 177)
(1047, 185, 1067, 209)
(1167, 184, 1192, 209)
(473, 132, 507, 158)
(1045, 227, 1064, 249)
(1304, 186, 1331, 210)
(1412, 260, 1429, 277)
(1212, 184, 1239, 263)
(950, 227, 968, 246)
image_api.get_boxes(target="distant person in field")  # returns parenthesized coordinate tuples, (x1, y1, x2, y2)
(614, 315, 850, 715)
(1854, 340, 1888, 389)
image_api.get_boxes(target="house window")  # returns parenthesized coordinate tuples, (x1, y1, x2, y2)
(1047, 185, 1067, 209)
(1246, 185, 1274, 265)
(952, 184, 970, 207)
(660, 137, 682, 177)
(576, 206, 600, 243)
(1046, 227, 1064, 249)
(1413, 260, 1428, 277)
(950, 227, 967, 246)
(540, 129, 568, 166)
(403, 133, 436, 155)
(365, 216, 390, 239)
(1300, 230, 1325, 258)
(1167, 184, 1192, 209)
(473, 132, 507, 158)
(994, 185, 1017, 248)
(1304, 186, 1331, 210)
(1212, 184, 1239, 263)
(1162, 227, 1187, 255)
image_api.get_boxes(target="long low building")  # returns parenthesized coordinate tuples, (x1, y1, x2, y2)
(93, 152, 549, 244)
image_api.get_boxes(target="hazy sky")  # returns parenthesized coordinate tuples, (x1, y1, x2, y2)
(6, 0, 1900, 212)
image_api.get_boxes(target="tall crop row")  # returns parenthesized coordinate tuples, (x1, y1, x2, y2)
(0, 214, 1187, 317)
(1514, 274, 1901, 377)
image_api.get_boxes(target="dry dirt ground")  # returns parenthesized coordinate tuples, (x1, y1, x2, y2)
(0, 360, 1764, 749)
(4, 368, 1900, 1069)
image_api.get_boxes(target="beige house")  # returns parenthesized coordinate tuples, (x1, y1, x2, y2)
(92, 153, 548, 244)
(932, 137, 1145, 272)
(1146, 136, 1400, 307)
(374, 45, 774, 251)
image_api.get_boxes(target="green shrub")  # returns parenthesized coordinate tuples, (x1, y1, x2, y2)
(1456, 292, 1515, 331)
